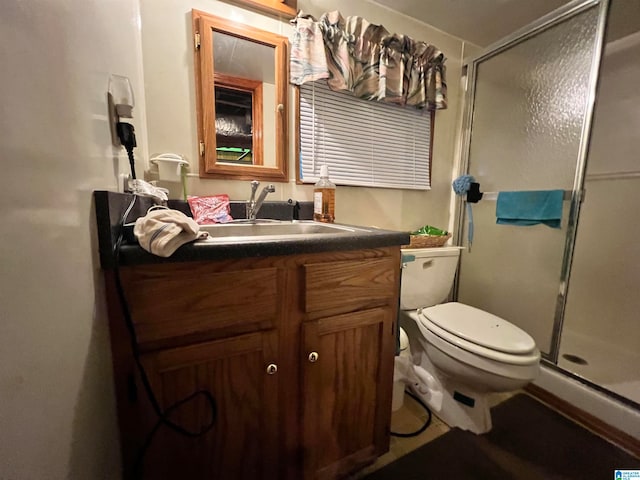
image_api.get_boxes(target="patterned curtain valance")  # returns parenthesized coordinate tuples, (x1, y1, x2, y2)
(290, 11, 447, 110)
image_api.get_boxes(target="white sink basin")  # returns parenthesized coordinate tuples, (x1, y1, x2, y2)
(199, 220, 370, 242)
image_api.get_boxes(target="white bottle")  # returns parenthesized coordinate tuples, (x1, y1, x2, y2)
(313, 165, 336, 223)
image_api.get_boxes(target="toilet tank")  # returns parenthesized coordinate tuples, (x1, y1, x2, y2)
(400, 246, 463, 310)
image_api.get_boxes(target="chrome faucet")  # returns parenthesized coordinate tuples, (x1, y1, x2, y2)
(247, 180, 275, 220)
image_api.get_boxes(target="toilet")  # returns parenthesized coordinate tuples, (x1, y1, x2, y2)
(398, 246, 540, 434)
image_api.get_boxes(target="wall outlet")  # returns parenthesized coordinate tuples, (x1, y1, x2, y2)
(118, 173, 131, 193)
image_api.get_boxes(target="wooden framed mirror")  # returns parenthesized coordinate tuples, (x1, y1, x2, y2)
(192, 10, 288, 181)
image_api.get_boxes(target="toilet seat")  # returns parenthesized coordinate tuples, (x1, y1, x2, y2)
(408, 309, 540, 381)
(417, 303, 539, 366)
(420, 316, 540, 366)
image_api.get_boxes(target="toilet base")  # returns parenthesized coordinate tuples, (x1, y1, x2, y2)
(408, 375, 493, 434)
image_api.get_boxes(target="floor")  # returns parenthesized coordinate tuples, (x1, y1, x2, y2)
(352, 391, 516, 478)
(354, 391, 640, 480)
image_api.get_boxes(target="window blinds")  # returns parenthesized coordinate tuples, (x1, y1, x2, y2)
(299, 81, 432, 190)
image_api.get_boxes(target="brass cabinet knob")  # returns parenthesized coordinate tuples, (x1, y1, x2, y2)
(266, 363, 278, 375)
(308, 352, 319, 363)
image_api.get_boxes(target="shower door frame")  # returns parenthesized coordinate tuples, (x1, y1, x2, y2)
(453, 0, 610, 364)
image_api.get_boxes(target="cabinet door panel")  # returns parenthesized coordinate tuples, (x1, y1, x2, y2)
(301, 307, 395, 480)
(138, 332, 279, 480)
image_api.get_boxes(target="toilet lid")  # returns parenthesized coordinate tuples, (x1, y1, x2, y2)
(419, 315, 540, 365)
(419, 302, 537, 355)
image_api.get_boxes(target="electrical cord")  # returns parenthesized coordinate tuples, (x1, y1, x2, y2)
(113, 183, 216, 478)
(117, 122, 138, 180)
(390, 388, 432, 438)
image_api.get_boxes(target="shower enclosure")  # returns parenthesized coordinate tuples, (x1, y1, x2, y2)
(558, 0, 640, 406)
(455, 0, 640, 418)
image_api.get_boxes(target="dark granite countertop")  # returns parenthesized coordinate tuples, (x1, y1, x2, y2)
(94, 191, 409, 268)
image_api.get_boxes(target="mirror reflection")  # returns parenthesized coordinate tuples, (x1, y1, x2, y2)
(213, 31, 275, 167)
(214, 79, 259, 165)
(193, 10, 288, 181)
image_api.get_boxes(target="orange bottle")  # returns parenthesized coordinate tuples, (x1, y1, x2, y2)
(313, 165, 336, 223)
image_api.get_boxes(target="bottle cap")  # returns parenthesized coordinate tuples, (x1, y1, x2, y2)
(320, 165, 329, 177)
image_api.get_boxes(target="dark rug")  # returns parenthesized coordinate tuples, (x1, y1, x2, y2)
(364, 393, 640, 479)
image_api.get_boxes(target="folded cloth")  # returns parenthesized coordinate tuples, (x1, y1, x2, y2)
(134, 208, 207, 257)
(496, 190, 564, 228)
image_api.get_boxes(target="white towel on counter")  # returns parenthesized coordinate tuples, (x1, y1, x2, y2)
(134, 208, 207, 257)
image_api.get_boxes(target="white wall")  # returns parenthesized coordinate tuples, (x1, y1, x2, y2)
(0, 0, 147, 478)
(140, 0, 472, 232)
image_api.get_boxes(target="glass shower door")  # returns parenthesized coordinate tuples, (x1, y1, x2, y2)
(455, 1, 607, 357)
(559, 0, 640, 405)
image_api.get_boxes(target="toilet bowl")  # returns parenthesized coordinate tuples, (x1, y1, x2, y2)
(399, 247, 540, 434)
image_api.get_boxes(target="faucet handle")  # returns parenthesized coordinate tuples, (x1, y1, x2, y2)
(249, 180, 260, 202)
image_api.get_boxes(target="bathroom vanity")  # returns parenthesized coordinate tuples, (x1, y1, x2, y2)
(95, 191, 408, 480)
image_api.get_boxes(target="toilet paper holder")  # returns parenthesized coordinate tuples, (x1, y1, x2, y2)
(150, 153, 189, 182)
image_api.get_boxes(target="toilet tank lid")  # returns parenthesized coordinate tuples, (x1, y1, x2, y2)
(420, 302, 537, 355)
(401, 246, 464, 258)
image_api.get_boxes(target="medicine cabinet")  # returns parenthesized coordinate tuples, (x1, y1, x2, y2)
(192, 10, 289, 182)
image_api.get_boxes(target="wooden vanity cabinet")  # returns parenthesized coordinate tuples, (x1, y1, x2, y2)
(105, 247, 400, 480)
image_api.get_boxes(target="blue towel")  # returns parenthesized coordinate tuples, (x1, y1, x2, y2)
(496, 190, 564, 228)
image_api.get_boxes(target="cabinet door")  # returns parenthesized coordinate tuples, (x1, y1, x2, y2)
(137, 331, 279, 480)
(301, 307, 395, 480)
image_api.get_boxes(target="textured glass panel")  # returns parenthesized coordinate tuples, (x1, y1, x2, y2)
(457, 6, 600, 354)
(560, 1, 640, 405)
(560, 180, 640, 403)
